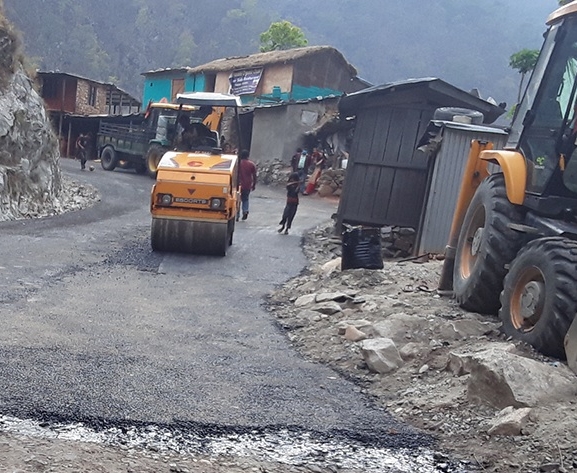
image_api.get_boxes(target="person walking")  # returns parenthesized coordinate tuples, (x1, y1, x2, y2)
(238, 149, 257, 220)
(304, 147, 326, 195)
(278, 172, 300, 235)
(76, 133, 88, 170)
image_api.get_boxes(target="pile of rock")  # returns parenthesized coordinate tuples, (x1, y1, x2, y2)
(256, 161, 347, 198)
(308, 222, 419, 261)
(380, 226, 417, 257)
(255, 159, 290, 186)
(316, 168, 345, 197)
(268, 221, 577, 472)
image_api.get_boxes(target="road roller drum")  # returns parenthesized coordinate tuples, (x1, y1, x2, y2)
(151, 217, 231, 256)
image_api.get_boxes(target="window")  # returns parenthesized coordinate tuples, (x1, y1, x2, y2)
(42, 78, 58, 99)
(88, 85, 97, 107)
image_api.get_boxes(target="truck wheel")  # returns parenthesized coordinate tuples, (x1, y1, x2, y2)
(500, 237, 577, 359)
(146, 144, 165, 179)
(100, 146, 118, 171)
(453, 173, 523, 314)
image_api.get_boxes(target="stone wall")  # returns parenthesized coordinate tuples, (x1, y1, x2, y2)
(75, 80, 108, 115)
(0, 18, 62, 221)
(256, 159, 346, 199)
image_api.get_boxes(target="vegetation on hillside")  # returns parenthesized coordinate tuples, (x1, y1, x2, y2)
(0, 7, 21, 86)
(259, 21, 308, 52)
(2, 0, 560, 107)
(509, 49, 539, 102)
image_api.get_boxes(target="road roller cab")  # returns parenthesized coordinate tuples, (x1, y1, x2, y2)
(439, 1, 577, 362)
(150, 93, 242, 256)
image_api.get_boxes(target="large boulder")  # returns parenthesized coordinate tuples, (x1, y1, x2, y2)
(448, 343, 577, 409)
(359, 337, 403, 374)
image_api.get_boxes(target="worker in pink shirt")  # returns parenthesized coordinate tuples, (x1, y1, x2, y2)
(238, 149, 257, 220)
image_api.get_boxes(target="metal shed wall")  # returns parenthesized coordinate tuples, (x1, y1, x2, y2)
(338, 104, 435, 228)
(417, 123, 508, 254)
(336, 78, 506, 234)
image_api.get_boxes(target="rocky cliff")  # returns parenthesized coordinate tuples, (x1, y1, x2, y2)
(0, 12, 62, 221)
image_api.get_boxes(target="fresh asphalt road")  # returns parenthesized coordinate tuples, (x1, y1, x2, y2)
(0, 158, 430, 452)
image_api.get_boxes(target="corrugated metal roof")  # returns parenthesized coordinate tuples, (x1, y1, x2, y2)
(428, 120, 508, 135)
(339, 77, 505, 124)
(37, 71, 140, 104)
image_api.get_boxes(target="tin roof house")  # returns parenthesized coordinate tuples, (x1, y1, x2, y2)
(142, 46, 370, 164)
(141, 46, 368, 106)
(37, 71, 141, 158)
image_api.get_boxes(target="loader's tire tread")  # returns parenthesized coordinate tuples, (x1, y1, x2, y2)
(454, 173, 524, 314)
(500, 237, 577, 359)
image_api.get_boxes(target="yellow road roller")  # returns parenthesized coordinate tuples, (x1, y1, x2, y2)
(150, 92, 242, 256)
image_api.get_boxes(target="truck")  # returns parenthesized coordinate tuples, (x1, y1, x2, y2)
(438, 1, 577, 370)
(150, 92, 243, 256)
(96, 101, 216, 178)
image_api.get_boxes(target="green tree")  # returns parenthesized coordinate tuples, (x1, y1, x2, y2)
(259, 20, 307, 52)
(173, 31, 197, 68)
(510, 48, 539, 102)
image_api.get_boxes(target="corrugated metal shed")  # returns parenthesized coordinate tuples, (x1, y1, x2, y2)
(416, 121, 508, 255)
(336, 78, 506, 238)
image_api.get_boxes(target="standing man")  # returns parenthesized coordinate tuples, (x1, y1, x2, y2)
(76, 133, 88, 170)
(238, 149, 257, 221)
(290, 147, 303, 173)
(295, 149, 310, 194)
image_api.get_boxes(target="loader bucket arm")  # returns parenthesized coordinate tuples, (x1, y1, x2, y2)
(438, 140, 493, 292)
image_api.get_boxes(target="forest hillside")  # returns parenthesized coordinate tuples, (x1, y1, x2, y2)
(2, 0, 560, 109)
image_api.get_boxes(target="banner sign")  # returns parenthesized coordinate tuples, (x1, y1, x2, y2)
(229, 68, 263, 95)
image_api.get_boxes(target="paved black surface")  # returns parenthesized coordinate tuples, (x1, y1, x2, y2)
(0, 159, 432, 450)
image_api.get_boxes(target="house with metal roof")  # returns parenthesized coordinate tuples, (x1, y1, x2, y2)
(141, 46, 368, 106)
(37, 71, 141, 158)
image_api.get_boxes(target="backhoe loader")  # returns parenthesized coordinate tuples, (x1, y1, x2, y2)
(439, 1, 577, 364)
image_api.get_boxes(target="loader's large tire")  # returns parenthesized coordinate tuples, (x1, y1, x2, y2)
(453, 173, 523, 314)
(499, 237, 577, 360)
(146, 144, 165, 179)
(100, 146, 118, 171)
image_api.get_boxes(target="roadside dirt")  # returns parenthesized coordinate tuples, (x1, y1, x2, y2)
(0, 430, 325, 473)
(266, 222, 577, 473)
